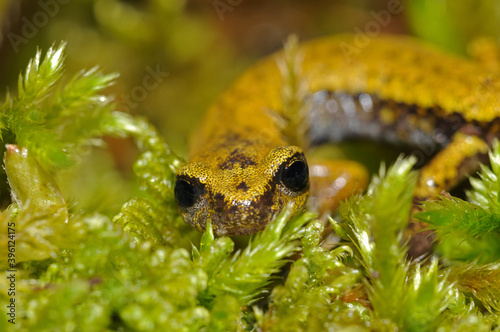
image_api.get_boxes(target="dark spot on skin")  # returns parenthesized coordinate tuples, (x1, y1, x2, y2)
(224, 184, 277, 227)
(236, 182, 249, 191)
(214, 133, 242, 148)
(213, 134, 257, 151)
(213, 193, 226, 214)
(264, 181, 278, 202)
(252, 185, 278, 220)
(219, 160, 234, 170)
(219, 149, 258, 170)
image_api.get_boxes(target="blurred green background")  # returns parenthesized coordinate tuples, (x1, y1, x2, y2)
(0, 0, 499, 178)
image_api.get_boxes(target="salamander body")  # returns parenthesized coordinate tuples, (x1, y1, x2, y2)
(175, 34, 500, 236)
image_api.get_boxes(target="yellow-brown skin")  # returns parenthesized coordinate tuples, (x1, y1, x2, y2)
(307, 159, 369, 216)
(176, 142, 308, 236)
(176, 34, 500, 236)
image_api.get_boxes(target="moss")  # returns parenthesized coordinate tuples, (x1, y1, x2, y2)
(2, 43, 500, 331)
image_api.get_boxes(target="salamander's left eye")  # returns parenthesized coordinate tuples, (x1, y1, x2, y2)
(280, 157, 309, 192)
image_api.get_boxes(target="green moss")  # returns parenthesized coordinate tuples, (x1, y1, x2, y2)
(2, 43, 500, 331)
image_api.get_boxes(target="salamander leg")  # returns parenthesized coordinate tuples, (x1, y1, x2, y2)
(415, 131, 489, 199)
(409, 130, 489, 258)
(307, 159, 369, 216)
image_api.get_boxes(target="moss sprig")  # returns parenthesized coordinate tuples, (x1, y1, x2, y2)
(20, 215, 210, 331)
(467, 139, 500, 211)
(195, 206, 315, 307)
(256, 220, 367, 331)
(335, 156, 453, 331)
(0, 145, 82, 268)
(277, 35, 309, 148)
(111, 114, 191, 246)
(0, 43, 123, 170)
(415, 140, 500, 263)
(447, 262, 500, 313)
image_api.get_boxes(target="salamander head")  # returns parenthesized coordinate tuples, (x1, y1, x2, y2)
(174, 145, 309, 236)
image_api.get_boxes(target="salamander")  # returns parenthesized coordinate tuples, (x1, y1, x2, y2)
(174, 34, 500, 236)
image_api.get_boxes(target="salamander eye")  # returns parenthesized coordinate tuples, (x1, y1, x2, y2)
(280, 158, 309, 192)
(174, 179, 201, 208)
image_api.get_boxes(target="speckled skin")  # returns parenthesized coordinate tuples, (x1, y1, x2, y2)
(176, 34, 500, 235)
(176, 143, 307, 235)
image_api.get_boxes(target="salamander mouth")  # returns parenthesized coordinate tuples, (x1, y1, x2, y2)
(210, 214, 272, 236)
(206, 191, 279, 236)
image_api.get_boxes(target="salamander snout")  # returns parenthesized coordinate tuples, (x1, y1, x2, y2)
(174, 146, 309, 236)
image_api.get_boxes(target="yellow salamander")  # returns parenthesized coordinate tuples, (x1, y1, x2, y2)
(174, 34, 500, 236)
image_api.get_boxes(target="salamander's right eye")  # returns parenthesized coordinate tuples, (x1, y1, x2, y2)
(279, 154, 309, 193)
(174, 179, 200, 208)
